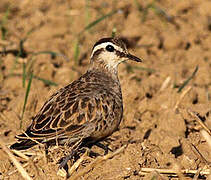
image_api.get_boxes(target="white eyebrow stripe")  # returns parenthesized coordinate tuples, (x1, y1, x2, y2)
(91, 42, 123, 58)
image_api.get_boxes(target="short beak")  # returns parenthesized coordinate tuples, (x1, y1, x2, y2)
(126, 53, 142, 62)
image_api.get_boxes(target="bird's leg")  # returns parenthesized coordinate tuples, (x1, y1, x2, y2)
(58, 149, 76, 169)
(44, 143, 50, 163)
(94, 142, 113, 155)
(44, 143, 49, 155)
(58, 139, 83, 169)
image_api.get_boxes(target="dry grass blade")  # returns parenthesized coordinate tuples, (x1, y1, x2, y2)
(139, 167, 210, 176)
(11, 149, 29, 161)
(69, 149, 89, 175)
(191, 143, 209, 164)
(57, 168, 67, 178)
(7, 163, 29, 176)
(0, 39, 11, 46)
(0, 138, 32, 180)
(70, 145, 127, 180)
(174, 86, 192, 111)
(159, 76, 171, 92)
(201, 130, 211, 149)
(187, 109, 211, 136)
(15, 151, 43, 157)
(193, 168, 202, 180)
(57, 149, 89, 178)
(152, 171, 168, 180)
(23, 131, 45, 148)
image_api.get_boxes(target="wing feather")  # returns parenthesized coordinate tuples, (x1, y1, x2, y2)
(15, 74, 122, 144)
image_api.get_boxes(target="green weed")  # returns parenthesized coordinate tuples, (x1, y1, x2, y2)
(20, 71, 33, 128)
(177, 66, 198, 93)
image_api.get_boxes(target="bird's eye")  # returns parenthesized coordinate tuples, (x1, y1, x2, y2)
(106, 45, 115, 52)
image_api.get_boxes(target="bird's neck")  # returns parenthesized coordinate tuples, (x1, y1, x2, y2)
(88, 61, 119, 82)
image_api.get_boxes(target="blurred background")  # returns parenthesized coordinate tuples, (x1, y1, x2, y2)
(0, 0, 211, 179)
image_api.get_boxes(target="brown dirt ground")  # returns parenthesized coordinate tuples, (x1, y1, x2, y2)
(0, 0, 211, 179)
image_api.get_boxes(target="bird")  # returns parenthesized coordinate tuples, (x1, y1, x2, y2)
(10, 37, 142, 167)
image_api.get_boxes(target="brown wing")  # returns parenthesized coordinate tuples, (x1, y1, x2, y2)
(16, 78, 119, 143)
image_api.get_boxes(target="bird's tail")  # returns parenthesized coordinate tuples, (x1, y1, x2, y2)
(10, 139, 37, 150)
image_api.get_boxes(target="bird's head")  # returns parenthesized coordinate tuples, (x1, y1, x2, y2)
(90, 37, 142, 72)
